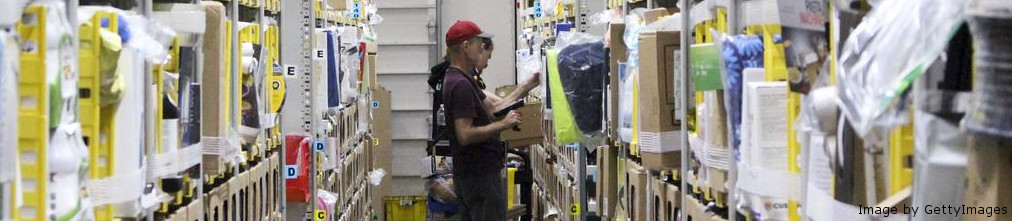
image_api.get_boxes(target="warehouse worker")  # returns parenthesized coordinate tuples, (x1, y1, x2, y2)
(442, 20, 539, 221)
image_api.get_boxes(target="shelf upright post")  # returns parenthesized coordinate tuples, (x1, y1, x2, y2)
(726, 1, 738, 220)
(279, 0, 318, 218)
(679, 0, 691, 221)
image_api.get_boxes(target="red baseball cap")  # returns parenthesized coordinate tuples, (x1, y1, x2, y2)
(445, 20, 494, 45)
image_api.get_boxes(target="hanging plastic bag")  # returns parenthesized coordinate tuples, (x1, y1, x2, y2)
(618, 62, 636, 142)
(836, 0, 968, 139)
(546, 49, 581, 144)
(554, 31, 607, 135)
(426, 174, 458, 204)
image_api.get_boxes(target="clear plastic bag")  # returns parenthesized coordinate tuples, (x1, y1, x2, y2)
(426, 175, 458, 204)
(553, 32, 607, 135)
(516, 48, 543, 90)
(836, 0, 968, 138)
(618, 63, 636, 142)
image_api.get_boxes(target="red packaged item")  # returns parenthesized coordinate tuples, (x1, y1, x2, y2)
(285, 135, 312, 202)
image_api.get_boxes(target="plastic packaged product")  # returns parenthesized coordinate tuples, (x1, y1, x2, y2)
(555, 31, 608, 135)
(618, 63, 635, 142)
(339, 41, 359, 105)
(316, 189, 339, 219)
(426, 175, 458, 204)
(49, 123, 90, 221)
(836, 0, 968, 138)
(965, 1, 1012, 139)
(546, 49, 580, 144)
(516, 48, 543, 96)
(326, 30, 342, 109)
(239, 42, 261, 143)
(717, 32, 764, 150)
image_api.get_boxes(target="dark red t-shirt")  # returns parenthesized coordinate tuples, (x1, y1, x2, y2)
(442, 67, 504, 177)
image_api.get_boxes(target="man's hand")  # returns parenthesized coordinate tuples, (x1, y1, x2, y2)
(502, 110, 522, 128)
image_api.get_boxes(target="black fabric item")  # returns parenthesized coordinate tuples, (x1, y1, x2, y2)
(557, 42, 608, 134)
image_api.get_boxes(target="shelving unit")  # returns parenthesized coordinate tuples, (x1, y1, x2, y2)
(0, 0, 384, 220)
(521, 0, 1003, 221)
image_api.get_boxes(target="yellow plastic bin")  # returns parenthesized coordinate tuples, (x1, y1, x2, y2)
(385, 196, 427, 221)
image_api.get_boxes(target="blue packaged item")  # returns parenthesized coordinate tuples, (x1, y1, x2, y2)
(720, 34, 764, 151)
(326, 30, 341, 108)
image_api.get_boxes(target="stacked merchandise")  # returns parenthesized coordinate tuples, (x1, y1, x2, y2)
(0, 0, 383, 220)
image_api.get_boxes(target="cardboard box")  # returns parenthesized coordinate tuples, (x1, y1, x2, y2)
(200, 1, 230, 175)
(596, 145, 619, 218)
(268, 152, 279, 214)
(367, 54, 378, 90)
(168, 206, 187, 221)
(188, 198, 203, 221)
(327, 0, 346, 10)
(494, 85, 545, 146)
(233, 169, 251, 221)
(644, 8, 669, 24)
(638, 29, 683, 170)
(205, 179, 232, 221)
(370, 87, 392, 221)
(964, 136, 1012, 221)
(702, 91, 729, 193)
(608, 22, 627, 140)
(651, 178, 667, 221)
(664, 183, 680, 221)
(683, 195, 706, 221)
(627, 159, 648, 221)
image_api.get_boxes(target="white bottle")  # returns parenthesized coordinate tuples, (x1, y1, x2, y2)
(436, 104, 446, 126)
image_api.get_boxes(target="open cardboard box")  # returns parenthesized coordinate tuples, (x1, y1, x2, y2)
(495, 85, 545, 146)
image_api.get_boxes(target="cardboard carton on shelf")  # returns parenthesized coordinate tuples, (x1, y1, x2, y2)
(964, 136, 1012, 221)
(596, 145, 619, 218)
(651, 177, 667, 221)
(664, 183, 681, 221)
(206, 179, 232, 221)
(644, 8, 669, 24)
(200, 1, 231, 175)
(608, 22, 627, 140)
(637, 29, 683, 170)
(703, 91, 729, 193)
(327, 0, 347, 10)
(683, 194, 707, 221)
(188, 198, 203, 221)
(167, 207, 187, 221)
(627, 159, 648, 221)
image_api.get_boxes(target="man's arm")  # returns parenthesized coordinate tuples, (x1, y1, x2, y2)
(491, 72, 541, 110)
(481, 90, 503, 115)
(453, 111, 521, 145)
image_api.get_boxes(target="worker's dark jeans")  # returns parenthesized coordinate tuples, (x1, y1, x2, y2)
(454, 169, 506, 221)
